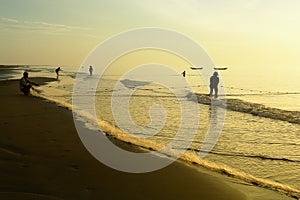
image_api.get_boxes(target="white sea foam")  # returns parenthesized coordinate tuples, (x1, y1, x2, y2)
(196, 93, 300, 124)
(3, 65, 300, 199)
(32, 84, 300, 199)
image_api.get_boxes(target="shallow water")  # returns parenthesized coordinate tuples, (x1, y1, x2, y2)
(2, 65, 300, 198)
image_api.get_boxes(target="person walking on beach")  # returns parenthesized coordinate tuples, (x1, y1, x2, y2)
(55, 67, 62, 79)
(89, 65, 93, 76)
(209, 71, 219, 98)
(182, 71, 186, 77)
(19, 72, 39, 95)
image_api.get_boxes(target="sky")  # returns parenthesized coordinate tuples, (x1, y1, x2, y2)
(0, 0, 300, 77)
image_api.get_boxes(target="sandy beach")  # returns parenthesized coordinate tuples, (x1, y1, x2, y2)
(2, 1, 300, 199)
(0, 78, 249, 200)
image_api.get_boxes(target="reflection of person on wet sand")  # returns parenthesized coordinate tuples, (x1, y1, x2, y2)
(55, 67, 62, 79)
(209, 72, 219, 98)
(89, 65, 93, 76)
(19, 72, 39, 95)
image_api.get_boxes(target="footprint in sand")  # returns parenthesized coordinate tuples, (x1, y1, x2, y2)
(21, 163, 30, 168)
(69, 164, 80, 171)
(85, 187, 96, 192)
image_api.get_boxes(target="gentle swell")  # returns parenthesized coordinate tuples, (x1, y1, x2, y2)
(196, 94, 300, 124)
(32, 88, 300, 199)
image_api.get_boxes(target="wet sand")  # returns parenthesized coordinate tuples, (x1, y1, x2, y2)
(0, 77, 291, 200)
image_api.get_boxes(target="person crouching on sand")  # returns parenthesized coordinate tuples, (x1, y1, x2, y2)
(19, 72, 39, 95)
(209, 71, 219, 98)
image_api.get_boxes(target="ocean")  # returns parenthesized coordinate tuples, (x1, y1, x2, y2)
(2, 65, 300, 198)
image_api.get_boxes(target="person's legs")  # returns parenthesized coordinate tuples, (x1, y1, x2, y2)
(214, 86, 218, 98)
(209, 85, 213, 96)
(21, 85, 32, 95)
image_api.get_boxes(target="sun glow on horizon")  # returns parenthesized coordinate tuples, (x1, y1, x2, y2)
(0, 0, 299, 75)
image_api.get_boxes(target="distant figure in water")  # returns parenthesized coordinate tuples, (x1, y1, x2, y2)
(55, 67, 61, 79)
(182, 71, 186, 77)
(19, 72, 39, 95)
(89, 65, 93, 76)
(209, 71, 219, 98)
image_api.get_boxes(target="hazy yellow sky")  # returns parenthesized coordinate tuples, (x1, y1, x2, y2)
(0, 0, 300, 75)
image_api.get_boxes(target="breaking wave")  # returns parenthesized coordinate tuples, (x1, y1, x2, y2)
(196, 94, 300, 124)
(31, 89, 300, 199)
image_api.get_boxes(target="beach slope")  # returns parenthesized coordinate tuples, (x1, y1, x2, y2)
(0, 78, 246, 200)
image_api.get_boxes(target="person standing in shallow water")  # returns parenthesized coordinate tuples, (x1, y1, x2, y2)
(182, 71, 186, 77)
(19, 72, 39, 95)
(55, 67, 61, 79)
(209, 71, 219, 98)
(89, 65, 93, 76)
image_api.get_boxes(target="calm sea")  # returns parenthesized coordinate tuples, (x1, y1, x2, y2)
(2, 65, 300, 198)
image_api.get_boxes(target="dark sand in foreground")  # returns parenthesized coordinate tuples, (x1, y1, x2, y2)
(0, 77, 289, 200)
(0, 78, 247, 200)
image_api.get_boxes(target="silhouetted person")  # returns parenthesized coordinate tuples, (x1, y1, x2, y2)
(182, 71, 186, 77)
(19, 72, 39, 95)
(89, 65, 93, 76)
(55, 67, 61, 79)
(209, 71, 219, 98)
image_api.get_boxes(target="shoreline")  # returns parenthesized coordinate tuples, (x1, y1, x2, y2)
(0, 78, 290, 199)
(0, 78, 247, 200)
